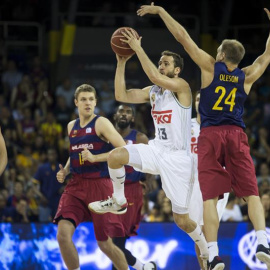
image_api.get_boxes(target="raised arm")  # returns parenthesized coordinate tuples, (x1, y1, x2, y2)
(137, 3, 215, 72)
(242, 8, 270, 94)
(115, 55, 150, 103)
(121, 30, 191, 94)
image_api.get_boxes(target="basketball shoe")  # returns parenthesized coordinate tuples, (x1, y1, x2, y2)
(256, 244, 270, 265)
(207, 256, 225, 270)
(143, 261, 157, 270)
(88, 195, 128, 214)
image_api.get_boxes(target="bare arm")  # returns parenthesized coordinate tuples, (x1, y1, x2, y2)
(137, 3, 215, 72)
(0, 127, 7, 176)
(121, 30, 191, 94)
(115, 55, 151, 103)
(242, 8, 270, 94)
(82, 117, 126, 163)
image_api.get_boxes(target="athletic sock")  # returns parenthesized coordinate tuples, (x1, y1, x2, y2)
(109, 166, 126, 204)
(188, 224, 208, 256)
(208, 242, 218, 262)
(132, 259, 144, 270)
(256, 230, 270, 248)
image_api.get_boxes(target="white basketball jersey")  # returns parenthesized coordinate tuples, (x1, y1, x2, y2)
(150, 85, 191, 151)
(191, 118, 200, 179)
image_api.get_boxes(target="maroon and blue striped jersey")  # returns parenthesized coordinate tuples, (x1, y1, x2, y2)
(69, 116, 111, 179)
(199, 62, 247, 129)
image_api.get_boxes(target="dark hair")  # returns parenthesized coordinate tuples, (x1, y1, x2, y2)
(74, 84, 97, 100)
(115, 103, 136, 116)
(161, 50, 184, 72)
(221, 39, 245, 65)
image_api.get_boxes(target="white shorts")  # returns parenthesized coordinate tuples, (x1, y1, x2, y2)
(189, 177, 229, 226)
(124, 140, 194, 214)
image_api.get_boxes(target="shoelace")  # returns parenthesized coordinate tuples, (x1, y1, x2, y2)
(100, 196, 114, 208)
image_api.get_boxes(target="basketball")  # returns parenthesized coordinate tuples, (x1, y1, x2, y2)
(110, 27, 140, 57)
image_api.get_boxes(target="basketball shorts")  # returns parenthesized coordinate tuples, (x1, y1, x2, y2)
(53, 175, 123, 241)
(124, 140, 194, 214)
(198, 125, 259, 201)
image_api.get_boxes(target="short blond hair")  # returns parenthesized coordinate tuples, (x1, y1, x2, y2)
(221, 39, 245, 64)
(74, 84, 97, 100)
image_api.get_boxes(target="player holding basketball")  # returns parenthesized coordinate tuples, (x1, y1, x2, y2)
(89, 35, 209, 266)
(111, 103, 156, 270)
(137, 3, 270, 269)
(189, 91, 229, 270)
(54, 84, 130, 270)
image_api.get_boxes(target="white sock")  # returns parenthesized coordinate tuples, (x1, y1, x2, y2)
(188, 224, 208, 256)
(109, 166, 126, 204)
(208, 242, 218, 262)
(72, 268, 80, 270)
(132, 259, 144, 270)
(256, 230, 270, 248)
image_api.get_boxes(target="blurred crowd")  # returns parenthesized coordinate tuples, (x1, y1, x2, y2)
(0, 53, 269, 225)
(0, 0, 269, 225)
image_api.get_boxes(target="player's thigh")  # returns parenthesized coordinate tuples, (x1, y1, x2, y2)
(124, 143, 160, 174)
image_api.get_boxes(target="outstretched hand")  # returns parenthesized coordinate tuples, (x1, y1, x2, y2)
(137, 2, 162, 17)
(264, 8, 270, 20)
(57, 164, 66, 183)
(120, 29, 142, 52)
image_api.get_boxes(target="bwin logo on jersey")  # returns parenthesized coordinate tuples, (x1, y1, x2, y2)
(152, 110, 172, 124)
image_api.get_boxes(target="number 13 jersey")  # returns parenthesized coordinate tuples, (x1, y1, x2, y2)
(150, 85, 191, 152)
(199, 62, 247, 129)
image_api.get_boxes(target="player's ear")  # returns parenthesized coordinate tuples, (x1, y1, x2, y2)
(175, 67, 181, 76)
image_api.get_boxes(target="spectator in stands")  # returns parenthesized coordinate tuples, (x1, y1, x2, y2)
(159, 197, 174, 222)
(29, 56, 47, 92)
(252, 127, 270, 165)
(221, 193, 243, 222)
(10, 74, 34, 110)
(16, 108, 37, 145)
(7, 181, 28, 207)
(55, 78, 75, 108)
(33, 148, 63, 218)
(4, 198, 30, 223)
(260, 190, 270, 223)
(0, 106, 17, 141)
(53, 95, 73, 129)
(257, 163, 270, 184)
(259, 179, 270, 196)
(1, 60, 22, 100)
(39, 112, 63, 148)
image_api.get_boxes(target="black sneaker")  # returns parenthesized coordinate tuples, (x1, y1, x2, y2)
(256, 244, 270, 264)
(207, 256, 225, 270)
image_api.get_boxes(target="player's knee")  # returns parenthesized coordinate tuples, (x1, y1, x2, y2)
(108, 148, 128, 168)
(174, 215, 190, 232)
(97, 240, 113, 256)
(57, 230, 71, 246)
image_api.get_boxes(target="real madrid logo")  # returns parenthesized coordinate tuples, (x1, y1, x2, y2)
(151, 94, 155, 103)
(191, 129, 194, 135)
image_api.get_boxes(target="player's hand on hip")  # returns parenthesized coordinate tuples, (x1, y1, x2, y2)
(264, 8, 270, 20)
(137, 2, 163, 16)
(81, 148, 96, 163)
(57, 164, 66, 183)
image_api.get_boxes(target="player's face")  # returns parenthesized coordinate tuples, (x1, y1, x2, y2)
(195, 93, 200, 113)
(75, 92, 97, 117)
(158, 55, 178, 78)
(114, 105, 134, 129)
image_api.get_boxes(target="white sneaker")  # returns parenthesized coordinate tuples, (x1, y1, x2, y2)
(88, 195, 128, 215)
(143, 261, 157, 270)
(200, 254, 208, 270)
